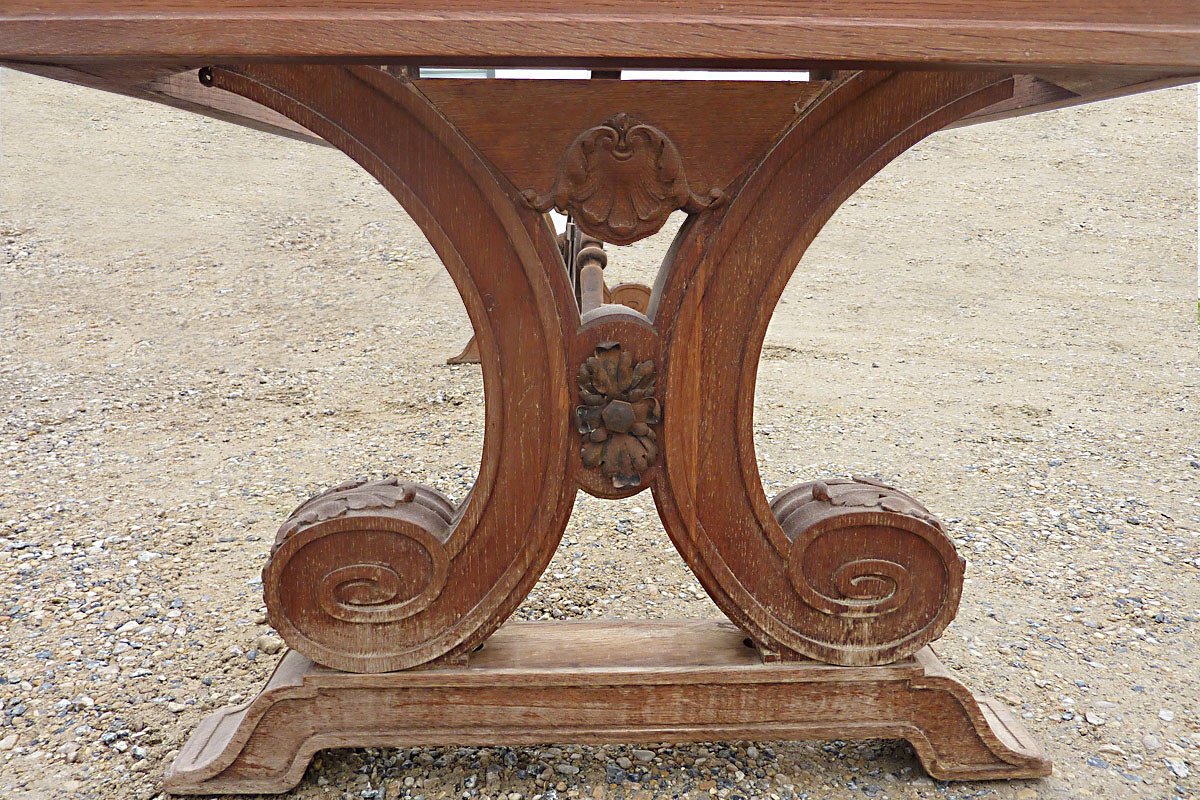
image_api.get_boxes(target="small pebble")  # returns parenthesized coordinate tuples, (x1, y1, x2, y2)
(58, 742, 80, 763)
(254, 635, 284, 655)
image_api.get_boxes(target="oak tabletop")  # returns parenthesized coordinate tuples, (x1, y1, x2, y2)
(2, 1, 1199, 70)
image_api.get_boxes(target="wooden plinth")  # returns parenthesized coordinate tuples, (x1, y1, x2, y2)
(165, 620, 1049, 795)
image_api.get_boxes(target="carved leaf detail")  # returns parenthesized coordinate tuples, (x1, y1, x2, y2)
(523, 113, 724, 246)
(809, 477, 944, 530)
(576, 341, 661, 488)
(274, 476, 419, 547)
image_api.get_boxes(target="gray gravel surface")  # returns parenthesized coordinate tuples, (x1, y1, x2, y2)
(1, 69, 1197, 800)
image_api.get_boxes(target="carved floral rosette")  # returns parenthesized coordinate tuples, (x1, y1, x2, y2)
(576, 341, 661, 489)
(770, 476, 964, 665)
(523, 112, 724, 245)
(263, 477, 455, 673)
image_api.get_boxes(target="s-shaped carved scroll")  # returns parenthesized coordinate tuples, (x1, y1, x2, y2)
(652, 71, 1016, 667)
(522, 112, 724, 245)
(206, 64, 580, 673)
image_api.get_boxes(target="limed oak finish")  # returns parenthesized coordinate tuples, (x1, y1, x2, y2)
(3, 2, 1198, 139)
(3, 3, 1198, 796)
(3, 1, 1199, 69)
(154, 63, 1047, 791)
(166, 621, 1048, 795)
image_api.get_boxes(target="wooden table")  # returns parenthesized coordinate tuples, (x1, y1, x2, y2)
(3, 3, 1198, 795)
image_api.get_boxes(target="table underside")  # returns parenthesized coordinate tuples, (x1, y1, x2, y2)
(3, 1, 1200, 69)
(3, 2, 1198, 144)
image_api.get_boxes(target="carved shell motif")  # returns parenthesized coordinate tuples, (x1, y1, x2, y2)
(523, 112, 724, 246)
(576, 341, 661, 488)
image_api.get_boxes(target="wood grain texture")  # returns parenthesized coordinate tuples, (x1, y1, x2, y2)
(2, 1, 1199, 70)
(770, 477, 965, 663)
(650, 70, 1015, 666)
(954, 70, 1200, 128)
(607, 283, 651, 315)
(164, 620, 1050, 794)
(264, 478, 458, 673)
(520, 111, 726, 246)
(5, 63, 1193, 153)
(204, 65, 1007, 667)
(207, 63, 581, 671)
(417, 79, 823, 234)
(0, 61, 323, 144)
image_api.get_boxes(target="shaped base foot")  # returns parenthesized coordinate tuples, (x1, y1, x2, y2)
(446, 335, 480, 364)
(165, 620, 1049, 794)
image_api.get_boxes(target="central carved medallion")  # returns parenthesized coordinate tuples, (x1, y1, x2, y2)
(576, 341, 661, 488)
(523, 112, 724, 246)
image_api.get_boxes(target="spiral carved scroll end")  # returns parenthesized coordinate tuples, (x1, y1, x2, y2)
(771, 476, 964, 666)
(263, 477, 455, 673)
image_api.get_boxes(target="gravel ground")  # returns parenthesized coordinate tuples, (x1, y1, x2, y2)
(0, 69, 1197, 800)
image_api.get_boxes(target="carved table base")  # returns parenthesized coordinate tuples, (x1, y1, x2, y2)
(165, 620, 1049, 795)
(160, 63, 1055, 794)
